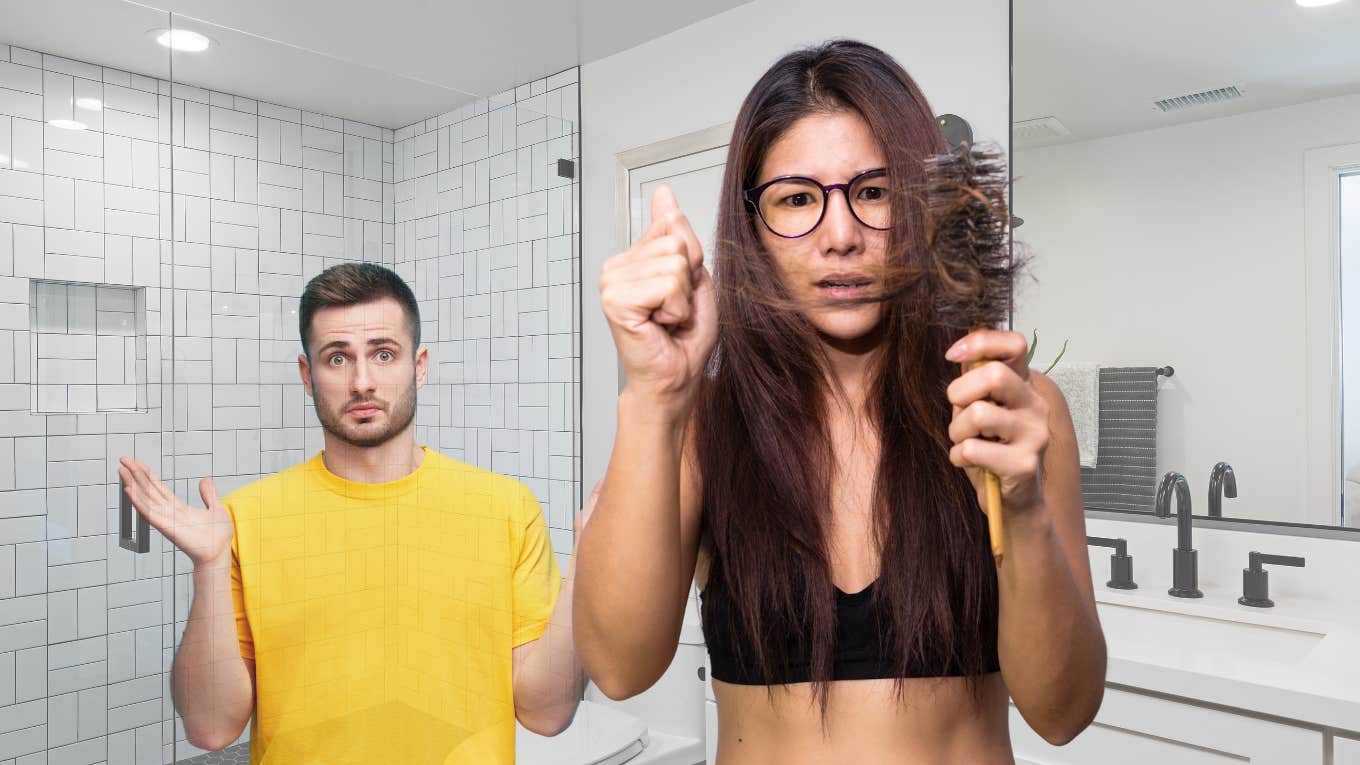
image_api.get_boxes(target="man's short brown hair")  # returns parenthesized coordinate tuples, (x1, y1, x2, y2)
(298, 263, 420, 356)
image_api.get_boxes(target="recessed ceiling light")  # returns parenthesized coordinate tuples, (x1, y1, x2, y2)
(74, 97, 102, 111)
(1296, 0, 1344, 6)
(48, 119, 87, 131)
(151, 28, 214, 52)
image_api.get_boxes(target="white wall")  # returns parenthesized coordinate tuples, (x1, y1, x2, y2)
(1013, 93, 1360, 525)
(580, 0, 1010, 485)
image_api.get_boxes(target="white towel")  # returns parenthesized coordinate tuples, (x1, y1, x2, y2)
(1046, 362, 1100, 467)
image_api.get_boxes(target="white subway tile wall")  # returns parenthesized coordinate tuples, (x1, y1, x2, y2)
(0, 39, 581, 764)
(392, 72, 582, 566)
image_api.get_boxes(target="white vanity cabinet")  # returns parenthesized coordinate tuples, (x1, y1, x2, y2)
(1336, 733, 1360, 764)
(704, 700, 718, 764)
(704, 642, 717, 764)
(1010, 687, 1324, 764)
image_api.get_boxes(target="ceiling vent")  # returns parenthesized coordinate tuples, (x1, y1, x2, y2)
(1014, 116, 1071, 143)
(1154, 86, 1244, 112)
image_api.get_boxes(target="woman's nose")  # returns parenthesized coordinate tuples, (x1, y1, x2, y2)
(816, 189, 865, 255)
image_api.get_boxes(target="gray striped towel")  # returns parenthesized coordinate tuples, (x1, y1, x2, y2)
(1079, 367, 1159, 513)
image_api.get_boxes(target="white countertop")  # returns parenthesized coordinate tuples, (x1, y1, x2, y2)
(1095, 581, 1360, 731)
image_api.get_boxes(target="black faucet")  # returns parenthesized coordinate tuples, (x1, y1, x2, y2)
(1154, 471, 1202, 598)
(1208, 462, 1237, 518)
(1086, 536, 1137, 589)
(1238, 552, 1306, 608)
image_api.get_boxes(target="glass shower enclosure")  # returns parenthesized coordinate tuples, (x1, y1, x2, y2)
(0, 1, 582, 760)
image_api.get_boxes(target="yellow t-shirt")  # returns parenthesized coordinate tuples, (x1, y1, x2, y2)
(224, 446, 562, 765)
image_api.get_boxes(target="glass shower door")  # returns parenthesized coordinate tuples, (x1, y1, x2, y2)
(161, 15, 435, 762)
(0, 1, 178, 763)
(0, 2, 582, 762)
(160, 13, 584, 762)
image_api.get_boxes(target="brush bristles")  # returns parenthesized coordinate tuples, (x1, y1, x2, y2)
(922, 143, 1018, 331)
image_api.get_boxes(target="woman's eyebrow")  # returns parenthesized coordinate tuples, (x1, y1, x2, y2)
(760, 166, 888, 183)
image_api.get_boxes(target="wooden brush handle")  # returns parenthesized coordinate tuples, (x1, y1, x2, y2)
(967, 358, 1005, 565)
(984, 469, 1003, 565)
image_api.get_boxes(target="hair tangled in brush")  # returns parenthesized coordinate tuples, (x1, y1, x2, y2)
(922, 144, 1024, 332)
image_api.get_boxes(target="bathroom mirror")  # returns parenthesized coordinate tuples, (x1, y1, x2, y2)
(1012, 0, 1360, 531)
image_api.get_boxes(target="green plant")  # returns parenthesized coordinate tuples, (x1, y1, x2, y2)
(1025, 329, 1069, 375)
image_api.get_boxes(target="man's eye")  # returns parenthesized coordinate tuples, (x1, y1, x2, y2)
(329, 355, 346, 366)
(377, 350, 393, 362)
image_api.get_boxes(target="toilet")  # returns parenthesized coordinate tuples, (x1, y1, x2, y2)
(517, 597, 709, 765)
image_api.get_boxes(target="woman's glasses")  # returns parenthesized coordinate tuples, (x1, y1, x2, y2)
(743, 167, 891, 239)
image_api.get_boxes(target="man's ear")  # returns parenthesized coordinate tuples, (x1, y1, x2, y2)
(414, 345, 429, 390)
(298, 353, 314, 398)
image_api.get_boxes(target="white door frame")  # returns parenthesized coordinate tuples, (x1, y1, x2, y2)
(611, 122, 733, 391)
(614, 121, 733, 251)
(1303, 141, 1360, 527)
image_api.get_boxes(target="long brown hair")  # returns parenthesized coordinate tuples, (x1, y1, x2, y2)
(696, 39, 999, 711)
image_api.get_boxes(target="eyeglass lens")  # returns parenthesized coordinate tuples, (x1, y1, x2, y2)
(756, 172, 890, 237)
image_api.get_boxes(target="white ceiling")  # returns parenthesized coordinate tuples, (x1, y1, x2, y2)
(1, 0, 750, 128)
(1015, 0, 1360, 147)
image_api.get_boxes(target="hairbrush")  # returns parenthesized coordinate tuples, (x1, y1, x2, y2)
(922, 142, 1022, 565)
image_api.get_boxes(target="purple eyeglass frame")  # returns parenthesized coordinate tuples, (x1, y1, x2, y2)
(742, 167, 891, 239)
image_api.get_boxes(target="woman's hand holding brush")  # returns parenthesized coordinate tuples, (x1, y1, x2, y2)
(944, 328, 1053, 553)
(921, 142, 1029, 564)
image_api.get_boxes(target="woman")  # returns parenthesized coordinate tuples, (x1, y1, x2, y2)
(575, 39, 1105, 763)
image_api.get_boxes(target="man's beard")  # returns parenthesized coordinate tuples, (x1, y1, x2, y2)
(313, 381, 417, 449)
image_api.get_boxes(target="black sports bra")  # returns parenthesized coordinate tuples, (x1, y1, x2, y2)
(700, 575, 1001, 685)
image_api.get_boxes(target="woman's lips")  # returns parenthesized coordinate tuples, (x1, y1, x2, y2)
(816, 282, 873, 300)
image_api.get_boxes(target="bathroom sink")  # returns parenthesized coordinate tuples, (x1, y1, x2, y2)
(1096, 601, 1327, 676)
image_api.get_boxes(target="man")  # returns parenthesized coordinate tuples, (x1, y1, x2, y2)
(119, 262, 584, 764)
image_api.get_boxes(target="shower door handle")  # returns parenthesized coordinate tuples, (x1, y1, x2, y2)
(119, 476, 150, 553)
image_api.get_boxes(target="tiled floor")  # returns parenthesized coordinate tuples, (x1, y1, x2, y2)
(179, 742, 251, 764)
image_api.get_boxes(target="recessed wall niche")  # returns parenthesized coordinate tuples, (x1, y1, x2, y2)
(29, 280, 149, 413)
